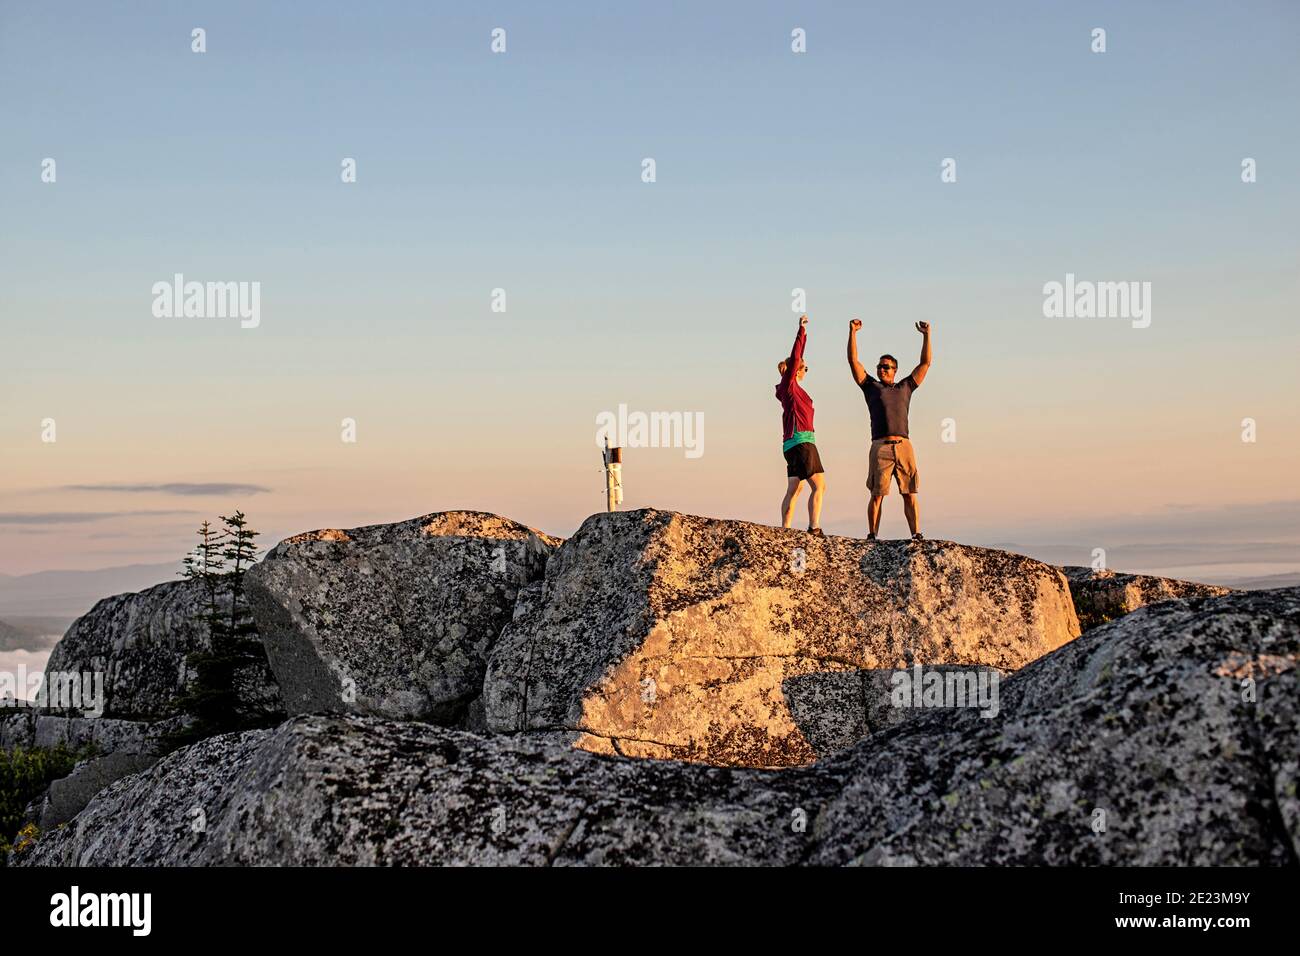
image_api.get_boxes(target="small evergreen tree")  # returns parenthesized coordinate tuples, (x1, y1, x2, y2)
(163, 511, 274, 751)
(182, 519, 225, 638)
(220, 510, 260, 654)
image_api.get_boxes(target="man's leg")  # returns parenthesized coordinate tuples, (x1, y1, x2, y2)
(866, 439, 887, 537)
(897, 439, 921, 537)
(902, 493, 920, 536)
(807, 473, 825, 529)
(781, 477, 802, 528)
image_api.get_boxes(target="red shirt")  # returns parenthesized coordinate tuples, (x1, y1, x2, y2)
(775, 326, 815, 441)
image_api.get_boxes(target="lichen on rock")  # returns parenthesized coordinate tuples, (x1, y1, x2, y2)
(245, 511, 560, 723)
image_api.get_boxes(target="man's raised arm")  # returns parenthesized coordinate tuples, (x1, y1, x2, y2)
(910, 321, 932, 386)
(847, 318, 868, 386)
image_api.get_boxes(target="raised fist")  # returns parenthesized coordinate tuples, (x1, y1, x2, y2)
(799, 314, 809, 328)
(915, 321, 931, 334)
(849, 319, 862, 332)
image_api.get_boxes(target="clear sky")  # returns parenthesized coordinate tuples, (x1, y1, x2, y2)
(2, 0, 1298, 578)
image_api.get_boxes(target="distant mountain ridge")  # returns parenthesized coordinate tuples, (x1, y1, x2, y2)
(0, 562, 182, 619)
(1214, 571, 1300, 590)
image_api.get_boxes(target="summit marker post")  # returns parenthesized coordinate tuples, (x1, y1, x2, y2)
(603, 438, 623, 512)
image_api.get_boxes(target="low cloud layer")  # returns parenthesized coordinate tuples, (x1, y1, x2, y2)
(63, 482, 272, 496)
(0, 510, 194, 526)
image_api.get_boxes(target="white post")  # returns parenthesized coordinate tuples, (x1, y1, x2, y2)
(603, 438, 622, 512)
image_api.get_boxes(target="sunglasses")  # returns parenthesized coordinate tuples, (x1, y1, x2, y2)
(877, 364, 896, 371)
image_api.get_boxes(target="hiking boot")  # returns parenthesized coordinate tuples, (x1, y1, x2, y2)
(866, 532, 877, 541)
(912, 532, 925, 541)
(807, 527, 825, 537)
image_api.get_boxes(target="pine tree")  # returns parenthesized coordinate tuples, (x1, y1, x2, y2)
(163, 512, 273, 751)
(181, 520, 225, 638)
(219, 510, 260, 657)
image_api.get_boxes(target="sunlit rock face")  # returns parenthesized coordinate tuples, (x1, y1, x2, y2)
(245, 512, 559, 723)
(481, 509, 1081, 768)
(18, 587, 1297, 867)
(1061, 566, 1234, 631)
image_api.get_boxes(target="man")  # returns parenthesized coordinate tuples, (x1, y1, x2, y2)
(846, 318, 932, 540)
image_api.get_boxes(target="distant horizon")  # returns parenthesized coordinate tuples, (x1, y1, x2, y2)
(4, 496, 1300, 583)
(4, 498, 1300, 704)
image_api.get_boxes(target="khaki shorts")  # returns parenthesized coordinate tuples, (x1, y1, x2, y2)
(867, 438, 919, 496)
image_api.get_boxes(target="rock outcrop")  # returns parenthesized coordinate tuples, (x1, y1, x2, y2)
(1062, 566, 1234, 631)
(7, 576, 281, 835)
(0, 711, 183, 832)
(40, 578, 282, 721)
(482, 510, 1080, 767)
(0, 712, 161, 755)
(35, 751, 160, 830)
(19, 587, 1297, 867)
(245, 512, 560, 723)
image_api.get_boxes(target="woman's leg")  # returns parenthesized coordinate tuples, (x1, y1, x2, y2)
(807, 472, 825, 529)
(781, 477, 802, 527)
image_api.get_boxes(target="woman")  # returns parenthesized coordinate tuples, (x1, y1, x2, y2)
(775, 314, 826, 534)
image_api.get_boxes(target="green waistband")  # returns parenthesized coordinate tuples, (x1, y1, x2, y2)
(783, 431, 816, 452)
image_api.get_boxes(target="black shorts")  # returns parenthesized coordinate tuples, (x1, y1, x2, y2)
(783, 441, 824, 480)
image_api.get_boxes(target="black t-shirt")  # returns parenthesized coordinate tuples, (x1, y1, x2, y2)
(860, 374, 918, 440)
